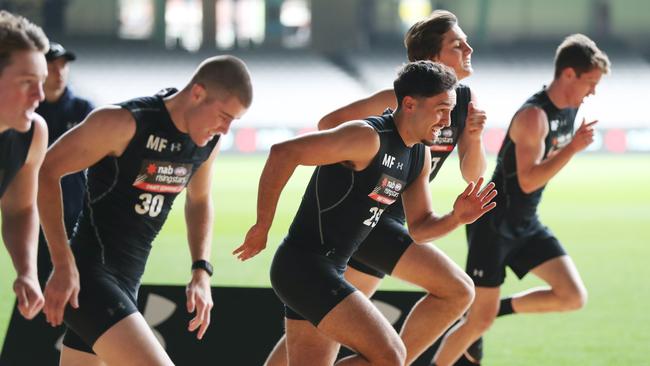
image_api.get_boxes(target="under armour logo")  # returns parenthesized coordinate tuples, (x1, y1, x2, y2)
(472, 269, 484, 278)
(396, 162, 404, 170)
(143, 293, 177, 348)
(170, 143, 182, 152)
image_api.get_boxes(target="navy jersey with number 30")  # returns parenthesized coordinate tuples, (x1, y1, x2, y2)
(71, 89, 219, 285)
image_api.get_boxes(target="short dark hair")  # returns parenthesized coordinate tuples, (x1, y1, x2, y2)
(190, 55, 253, 108)
(554, 33, 611, 79)
(394, 61, 457, 108)
(404, 10, 458, 62)
(0, 10, 49, 75)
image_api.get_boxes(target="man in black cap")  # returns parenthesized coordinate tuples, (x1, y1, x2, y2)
(35, 42, 94, 286)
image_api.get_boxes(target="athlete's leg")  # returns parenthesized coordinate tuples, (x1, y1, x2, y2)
(91, 313, 174, 366)
(510, 255, 587, 313)
(265, 263, 384, 366)
(433, 287, 500, 366)
(307, 291, 406, 366)
(264, 335, 289, 366)
(265, 327, 340, 366)
(344, 266, 384, 297)
(282, 319, 343, 366)
(59, 346, 106, 366)
(390, 243, 474, 364)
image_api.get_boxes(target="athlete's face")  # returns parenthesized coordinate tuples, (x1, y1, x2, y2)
(189, 94, 247, 147)
(0, 50, 47, 132)
(564, 67, 603, 108)
(433, 25, 473, 80)
(410, 89, 456, 146)
(44, 57, 70, 102)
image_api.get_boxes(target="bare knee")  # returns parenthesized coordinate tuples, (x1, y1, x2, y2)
(433, 271, 475, 314)
(559, 285, 588, 311)
(455, 272, 476, 309)
(373, 340, 406, 366)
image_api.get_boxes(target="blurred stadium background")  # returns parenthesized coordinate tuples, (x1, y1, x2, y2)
(0, 0, 649, 364)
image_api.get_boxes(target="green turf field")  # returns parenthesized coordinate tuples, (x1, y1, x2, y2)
(1, 154, 649, 365)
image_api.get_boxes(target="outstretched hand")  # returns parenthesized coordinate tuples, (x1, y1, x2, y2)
(452, 177, 497, 224)
(232, 224, 269, 261)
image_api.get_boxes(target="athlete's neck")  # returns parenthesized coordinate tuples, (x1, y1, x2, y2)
(392, 110, 418, 147)
(163, 91, 189, 134)
(545, 80, 572, 109)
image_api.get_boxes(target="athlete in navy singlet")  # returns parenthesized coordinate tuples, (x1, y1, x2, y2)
(0, 10, 49, 320)
(265, 10, 489, 366)
(435, 34, 611, 366)
(38, 56, 252, 366)
(234, 61, 497, 366)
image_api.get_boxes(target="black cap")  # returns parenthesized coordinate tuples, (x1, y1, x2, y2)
(45, 42, 76, 62)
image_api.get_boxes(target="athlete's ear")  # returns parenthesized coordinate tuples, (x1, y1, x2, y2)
(402, 95, 417, 112)
(189, 82, 208, 104)
(561, 67, 577, 81)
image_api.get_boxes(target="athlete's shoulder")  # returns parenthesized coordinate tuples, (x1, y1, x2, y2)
(81, 106, 137, 141)
(511, 106, 548, 140)
(363, 113, 395, 131)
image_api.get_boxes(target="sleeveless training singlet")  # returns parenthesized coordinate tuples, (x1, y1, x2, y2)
(491, 87, 577, 238)
(347, 84, 471, 278)
(0, 123, 34, 198)
(271, 113, 426, 325)
(63, 89, 219, 351)
(465, 87, 576, 287)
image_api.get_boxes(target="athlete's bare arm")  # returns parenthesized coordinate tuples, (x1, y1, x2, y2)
(456, 91, 487, 182)
(511, 107, 596, 193)
(401, 152, 497, 244)
(1, 115, 47, 319)
(183, 140, 220, 340)
(233, 122, 381, 261)
(38, 106, 136, 326)
(318, 89, 396, 130)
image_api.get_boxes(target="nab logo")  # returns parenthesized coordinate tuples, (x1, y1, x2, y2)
(382, 154, 396, 169)
(146, 135, 168, 152)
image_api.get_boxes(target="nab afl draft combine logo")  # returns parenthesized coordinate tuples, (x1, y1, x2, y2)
(368, 173, 405, 205)
(133, 159, 192, 193)
(430, 127, 457, 152)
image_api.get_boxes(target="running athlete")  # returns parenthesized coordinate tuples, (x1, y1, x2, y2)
(433, 34, 610, 366)
(0, 10, 49, 320)
(38, 56, 252, 366)
(36, 42, 95, 286)
(233, 61, 497, 366)
(265, 10, 487, 366)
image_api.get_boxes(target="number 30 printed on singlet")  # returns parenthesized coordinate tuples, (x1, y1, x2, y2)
(135, 193, 165, 217)
(363, 207, 384, 227)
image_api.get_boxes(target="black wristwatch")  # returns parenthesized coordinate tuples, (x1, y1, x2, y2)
(192, 259, 213, 277)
